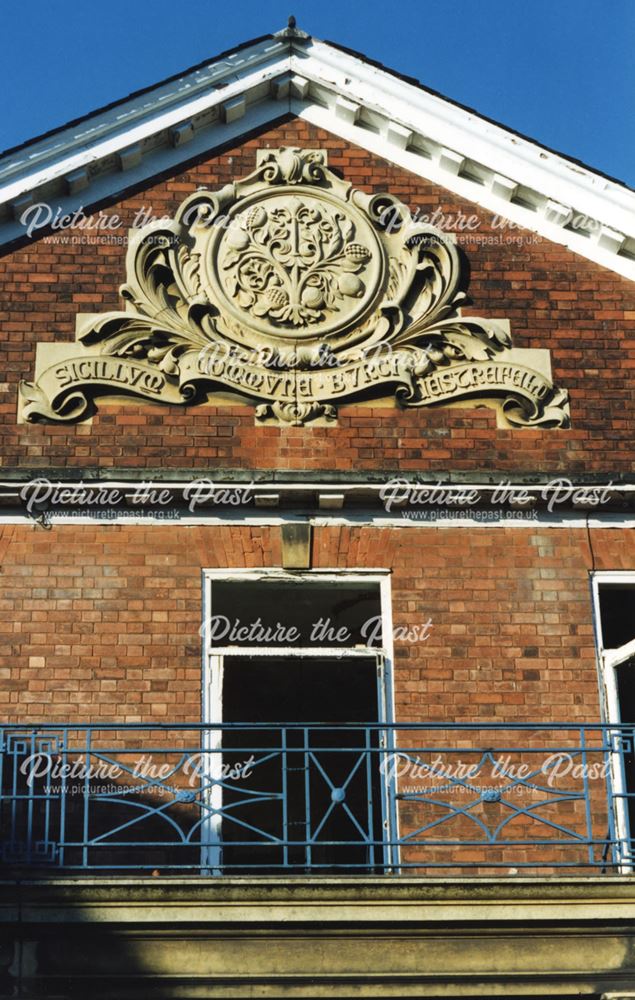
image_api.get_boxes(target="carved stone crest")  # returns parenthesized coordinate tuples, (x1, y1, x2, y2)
(20, 147, 569, 427)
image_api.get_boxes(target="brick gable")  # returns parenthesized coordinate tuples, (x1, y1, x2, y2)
(1, 118, 633, 473)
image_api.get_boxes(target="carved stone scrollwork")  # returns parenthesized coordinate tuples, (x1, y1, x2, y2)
(19, 147, 569, 427)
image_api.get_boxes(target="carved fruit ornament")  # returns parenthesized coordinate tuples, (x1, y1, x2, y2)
(20, 148, 569, 427)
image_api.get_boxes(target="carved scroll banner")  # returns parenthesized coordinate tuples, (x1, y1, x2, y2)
(20, 147, 569, 426)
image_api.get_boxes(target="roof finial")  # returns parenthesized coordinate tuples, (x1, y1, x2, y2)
(275, 15, 309, 40)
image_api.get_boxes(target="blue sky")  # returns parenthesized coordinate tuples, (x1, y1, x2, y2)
(1, 0, 633, 186)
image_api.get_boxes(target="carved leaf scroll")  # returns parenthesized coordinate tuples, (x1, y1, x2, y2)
(19, 147, 569, 428)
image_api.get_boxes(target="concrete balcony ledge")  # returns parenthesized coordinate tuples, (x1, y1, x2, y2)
(4, 874, 635, 923)
(2, 877, 635, 997)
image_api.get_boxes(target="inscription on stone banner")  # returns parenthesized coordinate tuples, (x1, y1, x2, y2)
(418, 364, 551, 403)
(20, 147, 569, 427)
(55, 359, 165, 394)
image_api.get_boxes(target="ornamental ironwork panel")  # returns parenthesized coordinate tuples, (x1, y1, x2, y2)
(0, 722, 628, 874)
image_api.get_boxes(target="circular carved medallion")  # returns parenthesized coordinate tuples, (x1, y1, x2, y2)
(207, 189, 383, 344)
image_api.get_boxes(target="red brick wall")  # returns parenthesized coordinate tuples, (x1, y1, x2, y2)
(1, 119, 634, 473)
(1, 517, 623, 873)
(1, 521, 627, 725)
(2, 120, 632, 875)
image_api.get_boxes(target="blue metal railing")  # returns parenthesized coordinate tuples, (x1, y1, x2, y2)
(1, 722, 633, 874)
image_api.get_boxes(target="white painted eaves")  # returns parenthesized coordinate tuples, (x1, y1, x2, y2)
(0, 30, 633, 279)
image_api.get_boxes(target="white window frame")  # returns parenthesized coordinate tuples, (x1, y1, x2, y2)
(591, 570, 635, 870)
(200, 568, 398, 872)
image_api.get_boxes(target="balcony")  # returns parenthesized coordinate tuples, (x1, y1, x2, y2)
(1, 722, 633, 875)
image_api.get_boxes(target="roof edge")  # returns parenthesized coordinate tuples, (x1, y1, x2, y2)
(0, 32, 280, 162)
(0, 30, 633, 280)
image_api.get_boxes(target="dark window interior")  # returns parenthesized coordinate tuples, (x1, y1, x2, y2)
(220, 654, 384, 872)
(616, 657, 635, 844)
(211, 579, 382, 647)
(602, 584, 635, 853)
(223, 653, 379, 723)
(617, 658, 635, 726)
(599, 585, 635, 648)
